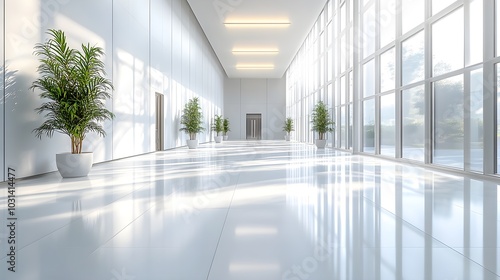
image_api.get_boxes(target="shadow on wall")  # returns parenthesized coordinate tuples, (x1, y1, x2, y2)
(4, 65, 60, 177)
(111, 47, 152, 158)
(0, 67, 20, 176)
(0, 67, 20, 107)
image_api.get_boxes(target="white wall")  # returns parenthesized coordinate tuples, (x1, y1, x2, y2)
(1, 0, 224, 180)
(0, 0, 4, 181)
(224, 78, 286, 140)
(112, 0, 151, 159)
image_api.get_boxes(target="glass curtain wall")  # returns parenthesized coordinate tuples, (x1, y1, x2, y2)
(286, 0, 498, 175)
(287, 7, 331, 145)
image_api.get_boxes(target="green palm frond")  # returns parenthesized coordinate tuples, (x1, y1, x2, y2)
(211, 115, 224, 135)
(283, 117, 294, 133)
(223, 118, 230, 135)
(31, 29, 114, 154)
(311, 101, 335, 140)
(180, 97, 205, 140)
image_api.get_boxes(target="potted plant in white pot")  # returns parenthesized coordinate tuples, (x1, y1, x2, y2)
(283, 117, 294, 141)
(31, 29, 114, 178)
(180, 97, 205, 149)
(223, 118, 230, 141)
(212, 114, 224, 143)
(311, 100, 334, 149)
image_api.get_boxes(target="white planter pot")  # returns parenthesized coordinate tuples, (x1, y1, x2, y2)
(315, 139, 327, 149)
(214, 136, 223, 143)
(223, 135, 228, 141)
(187, 139, 198, 149)
(56, 152, 93, 178)
(285, 135, 291, 141)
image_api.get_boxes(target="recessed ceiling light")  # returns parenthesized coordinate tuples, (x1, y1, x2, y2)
(232, 49, 279, 55)
(224, 20, 290, 28)
(236, 64, 275, 70)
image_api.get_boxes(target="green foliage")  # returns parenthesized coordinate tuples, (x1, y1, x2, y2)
(211, 114, 224, 136)
(223, 118, 230, 136)
(31, 29, 114, 154)
(283, 117, 294, 133)
(311, 100, 334, 140)
(180, 97, 205, 140)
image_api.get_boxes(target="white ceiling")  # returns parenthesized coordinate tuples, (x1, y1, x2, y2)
(187, 0, 328, 79)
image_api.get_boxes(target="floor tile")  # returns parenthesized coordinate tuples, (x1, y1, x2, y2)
(1, 141, 500, 279)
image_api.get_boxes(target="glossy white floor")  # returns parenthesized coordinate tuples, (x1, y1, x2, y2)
(1, 141, 500, 280)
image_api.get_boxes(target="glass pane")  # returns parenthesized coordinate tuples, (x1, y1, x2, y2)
(433, 75, 464, 169)
(314, 60, 319, 90)
(341, 34, 346, 73)
(363, 3, 376, 58)
(328, 0, 333, 21)
(402, 85, 425, 161)
(363, 59, 376, 97)
(470, 69, 483, 172)
(380, 0, 396, 47)
(328, 83, 334, 107)
(348, 104, 353, 149)
(335, 107, 339, 148)
(402, 0, 425, 34)
(341, 106, 346, 149)
(341, 75, 346, 104)
(432, 0, 455, 15)
(313, 22, 319, 40)
(349, 28, 354, 68)
(340, 2, 346, 31)
(349, 71, 354, 102)
(320, 57, 325, 86)
(327, 50, 333, 81)
(327, 22, 333, 47)
(320, 11, 325, 31)
(497, 0, 500, 56)
(432, 7, 464, 77)
(314, 39, 319, 60)
(469, 0, 483, 65)
(402, 30, 425, 85)
(364, 98, 376, 153)
(350, 0, 353, 24)
(320, 32, 325, 54)
(381, 47, 396, 92)
(333, 34, 337, 78)
(497, 64, 500, 172)
(381, 93, 396, 157)
(308, 95, 314, 142)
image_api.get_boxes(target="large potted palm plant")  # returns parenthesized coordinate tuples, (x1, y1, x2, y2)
(283, 117, 294, 141)
(211, 114, 224, 143)
(311, 100, 334, 149)
(223, 118, 230, 141)
(180, 97, 205, 149)
(31, 29, 114, 178)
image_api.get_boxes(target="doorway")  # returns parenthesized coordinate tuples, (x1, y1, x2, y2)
(246, 114, 262, 140)
(155, 93, 164, 151)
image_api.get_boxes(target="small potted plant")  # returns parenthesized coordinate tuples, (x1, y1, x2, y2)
(212, 114, 224, 143)
(180, 97, 205, 149)
(223, 118, 230, 141)
(283, 117, 294, 141)
(31, 29, 114, 178)
(311, 100, 334, 149)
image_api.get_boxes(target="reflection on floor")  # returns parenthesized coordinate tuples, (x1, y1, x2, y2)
(1, 141, 500, 279)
